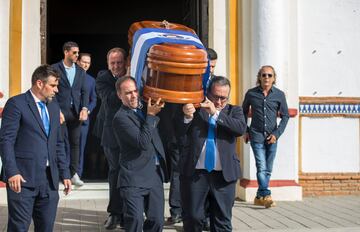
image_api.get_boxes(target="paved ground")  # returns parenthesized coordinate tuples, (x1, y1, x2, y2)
(1, 184, 360, 231)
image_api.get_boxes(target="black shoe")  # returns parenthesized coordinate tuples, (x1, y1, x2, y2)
(166, 214, 182, 224)
(104, 215, 118, 230)
(202, 218, 210, 231)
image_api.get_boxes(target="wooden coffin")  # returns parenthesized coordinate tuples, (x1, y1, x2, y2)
(128, 20, 207, 104)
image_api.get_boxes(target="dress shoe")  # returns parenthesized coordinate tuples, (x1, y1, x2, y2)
(166, 214, 182, 224)
(264, 195, 276, 208)
(254, 196, 276, 208)
(104, 215, 118, 230)
(254, 196, 265, 206)
(71, 173, 84, 186)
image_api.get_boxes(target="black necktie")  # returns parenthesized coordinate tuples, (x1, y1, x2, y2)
(135, 109, 145, 120)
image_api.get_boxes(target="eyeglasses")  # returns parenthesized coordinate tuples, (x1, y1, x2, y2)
(261, 73, 273, 78)
(72, 51, 79, 55)
(209, 93, 228, 102)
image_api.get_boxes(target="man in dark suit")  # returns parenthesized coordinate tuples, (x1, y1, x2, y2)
(112, 76, 168, 232)
(178, 76, 246, 232)
(0, 65, 72, 231)
(52, 41, 89, 186)
(96, 47, 127, 229)
(77, 53, 97, 178)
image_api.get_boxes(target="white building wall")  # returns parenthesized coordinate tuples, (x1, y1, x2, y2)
(209, 0, 228, 77)
(298, 0, 360, 173)
(0, 0, 10, 103)
(0, 0, 10, 172)
(22, 0, 41, 91)
(298, 0, 360, 97)
(302, 117, 360, 172)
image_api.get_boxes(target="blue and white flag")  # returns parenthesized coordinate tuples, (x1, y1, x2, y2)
(130, 27, 210, 94)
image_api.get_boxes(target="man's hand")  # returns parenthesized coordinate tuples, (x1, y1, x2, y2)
(63, 179, 72, 195)
(79, 108, 88, 121)
(183, 103, 196, 119)
(8, 174, 26, 193)
(60, 111, 65, 124)
(244, 133, 250, 144)
(147, 98, 165, 116)
(266, 134, 277, 144)
(200, 97, 216, 115)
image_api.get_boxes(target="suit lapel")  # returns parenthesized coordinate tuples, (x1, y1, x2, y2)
(25, 91, 47, 137)
(47, 102, 56, 137)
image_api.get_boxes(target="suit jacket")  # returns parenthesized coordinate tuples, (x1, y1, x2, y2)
(177, 104, 247, 182)
(96, 70, 122, 148)
(112, 105, 169, 188)
(82, 73, 97, 126)
(0, 91, 70, 189)
(52, 61, 88, 119)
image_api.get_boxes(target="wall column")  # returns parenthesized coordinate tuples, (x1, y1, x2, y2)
(239, 0, 302, 201)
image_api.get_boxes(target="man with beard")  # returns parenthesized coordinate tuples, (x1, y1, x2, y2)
(52, 41, 89, 186)
(0, 65, 72, 231)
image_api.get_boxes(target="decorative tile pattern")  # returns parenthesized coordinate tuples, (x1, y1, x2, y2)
(299, 103, 360, 115)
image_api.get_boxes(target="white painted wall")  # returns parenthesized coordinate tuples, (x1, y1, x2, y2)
(298, 0, 360, 97)
(209, 0, 228, 77)
(240, 0, 299, 183)
(302, 117, 360, 172)
(298, 0, 360, 173)
(22, 0, 41, 91)
(0, 0, 10, 103)
(0, 0, 10, 173)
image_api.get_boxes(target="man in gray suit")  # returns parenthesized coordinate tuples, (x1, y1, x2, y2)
(112, 76, 168, 232)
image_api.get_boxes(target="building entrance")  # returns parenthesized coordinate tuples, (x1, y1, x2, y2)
(44, 0, 208, 180)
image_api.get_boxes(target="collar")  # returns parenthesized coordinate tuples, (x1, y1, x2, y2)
(62, 60, 75, 69)
(29, 89, 42, 104)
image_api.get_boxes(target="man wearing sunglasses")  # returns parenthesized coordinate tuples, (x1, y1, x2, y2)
(179, 76, 246, 231)
(52, 41, 89, 186)
(242, 65, 289, 208)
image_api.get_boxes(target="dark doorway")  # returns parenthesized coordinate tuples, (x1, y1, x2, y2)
(46, 0, 208, 180)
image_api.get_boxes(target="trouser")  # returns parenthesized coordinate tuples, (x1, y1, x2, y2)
(103, 146, 123, 215)
(6, 168, 59, 232)
(120, 170, 164, 232)
(62, 110, 82, 177)
(250, 141, 278, 197)
(79, 119, 90, 177)
(180, 170, 236, 232)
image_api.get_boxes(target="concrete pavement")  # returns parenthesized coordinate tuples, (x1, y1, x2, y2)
(1, 183, 360, 231)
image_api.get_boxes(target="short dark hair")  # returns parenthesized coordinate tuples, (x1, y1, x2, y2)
(62, 41, 79, 52)
(206, 48, 217, 60)
(207, 75, 231, 94)
(107, 47, 127, 62)
(78, 52, 91, 60)
(31, 64, 60, 86)
(115, 75, 136, 93)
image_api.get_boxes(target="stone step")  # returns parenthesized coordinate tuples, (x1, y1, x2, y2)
(59, 182, 170, 200)
(0, 182, 171, 203)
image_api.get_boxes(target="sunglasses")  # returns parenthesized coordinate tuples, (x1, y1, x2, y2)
(261, 73, 273, 78)
(72, 51, 79, 55)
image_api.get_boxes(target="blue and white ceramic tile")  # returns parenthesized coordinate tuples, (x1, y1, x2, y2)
(299, 104, 360, 115)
